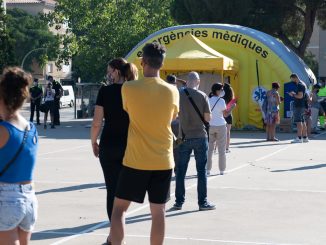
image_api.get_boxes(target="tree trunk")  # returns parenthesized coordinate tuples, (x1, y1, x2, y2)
(298, 5, 317, 58)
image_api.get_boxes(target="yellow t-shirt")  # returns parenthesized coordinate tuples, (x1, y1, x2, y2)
(122, 77, 179, 170)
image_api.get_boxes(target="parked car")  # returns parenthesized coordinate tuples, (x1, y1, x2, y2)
(60, 85, 75, 108)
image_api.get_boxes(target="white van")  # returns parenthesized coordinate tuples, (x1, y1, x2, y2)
(60, 85, 75, 108)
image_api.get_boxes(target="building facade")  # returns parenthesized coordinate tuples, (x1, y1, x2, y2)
(6, 0, 72, 82)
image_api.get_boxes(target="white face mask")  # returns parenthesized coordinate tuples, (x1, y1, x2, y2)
(219, 90, 225, 97)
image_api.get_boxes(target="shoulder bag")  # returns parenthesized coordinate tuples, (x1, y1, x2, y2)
(0, 126, 29, 177)
(184, 89, 210, 141)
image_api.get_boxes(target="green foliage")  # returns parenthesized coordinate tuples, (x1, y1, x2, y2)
(171, 0, 326, 58)
(6, 8, 60, 71)
(0, 0, 15, 71)
(47, 0, 176, 83)
(304, 51, 319, 76)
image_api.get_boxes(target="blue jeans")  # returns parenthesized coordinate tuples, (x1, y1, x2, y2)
(175, 138, 208, 206)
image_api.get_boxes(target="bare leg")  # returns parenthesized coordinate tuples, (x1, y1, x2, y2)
(0, 227, 20, 245)
(18, 228, 32, 245)
(111, 198, 131, 245)
(297, 122, 303, 137)
(266, 125, 270, 140)
(150, 203, 166, 245)
(50, 112, 54, 126)
(305, 119, 311, 137)
(44, 112, 48, 126)
(226, 124, 231, 149)
(271, 124, 276, 139)
(302, 121, 308, 137)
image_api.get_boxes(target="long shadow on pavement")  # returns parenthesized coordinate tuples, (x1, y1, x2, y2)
(32, 210, 198, 241)
(36, 120, 92, 140)
(36, 183, 105, 195)
(271, 163, 326, 173)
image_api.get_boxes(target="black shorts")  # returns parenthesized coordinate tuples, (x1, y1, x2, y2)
(225, 114, 233, 124)
(115, 166, 172, 204)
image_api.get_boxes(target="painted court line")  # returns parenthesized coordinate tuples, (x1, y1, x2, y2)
(37, 231, 304, 245)
(49, 142, 298, 245)
(38, 145, 89, 156)
(213, 186, 326, 194)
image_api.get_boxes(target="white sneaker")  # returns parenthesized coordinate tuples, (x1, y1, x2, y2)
(291, 137, 303, 143)
(303, 137, 309, 143)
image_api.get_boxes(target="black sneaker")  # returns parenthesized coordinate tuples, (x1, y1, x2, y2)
(44, 124, 47, 129)
(171, 203, 182, 210)
(199, 202, 216, 211)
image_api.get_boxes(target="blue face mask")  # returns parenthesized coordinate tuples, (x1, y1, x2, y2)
(219, 90, 225, 97)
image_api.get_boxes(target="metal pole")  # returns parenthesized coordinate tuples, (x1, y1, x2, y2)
(21, 47, 47, 69)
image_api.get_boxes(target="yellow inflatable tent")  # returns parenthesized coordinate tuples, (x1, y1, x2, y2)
(126, 24, 316, 129)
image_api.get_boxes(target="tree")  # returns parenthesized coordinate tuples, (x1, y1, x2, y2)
(0, 0, 15, 71)
(171, 0, 326, 58)
(46, 0, 175, 83)
(5, 8, 60, 71)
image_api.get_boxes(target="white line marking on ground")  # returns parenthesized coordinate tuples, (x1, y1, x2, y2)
(35, 180, 101, 185)
(49, 142, 298, 245)
(38, 145, 88, 156)
(36, 231, 304, 245)
(211, 186, 326, 194)
(254, 145, 293, 162)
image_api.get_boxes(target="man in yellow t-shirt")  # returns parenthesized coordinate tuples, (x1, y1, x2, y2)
(111, 42, 179, 245)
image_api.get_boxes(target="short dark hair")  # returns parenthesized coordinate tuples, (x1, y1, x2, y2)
(211, 83, 223, 97)
(108, 57, 127, 71)
(166, 75, 176, 84)
(0, 67, 32, 114)
(48, 75, 53, 81)
(34, 78, 39, 83)
(290, 73, 298, 79)
(272, 82, 280, 89)
(142, 42, 166, 69)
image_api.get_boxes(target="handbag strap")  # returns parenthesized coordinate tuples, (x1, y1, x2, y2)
(0, 125, 29, 177)
(184, 88, 209, 126)
(211, 97, 221, 111)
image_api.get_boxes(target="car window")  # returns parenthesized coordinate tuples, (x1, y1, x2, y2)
(64, 90, 69, 96)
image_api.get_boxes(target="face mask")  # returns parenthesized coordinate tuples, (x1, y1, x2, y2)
(219, 90, 225, 97)
(106, 74, 114, 84)
(33, 82, 38, 86)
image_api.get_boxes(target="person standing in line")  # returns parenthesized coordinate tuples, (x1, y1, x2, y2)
(207, 83, 235, 176)
(172, 71, 216, 211)
(49, 76, 63, 126)
(289, 74, 309, 143)
(43, 82, 56, 129)
(91, 58, 138, 245)
(29, 78, 43, 125)
(265, 82, 281, 141)
(166, 74, 180, 172)
(110, 43, 179, 245)
(0, 67, 39, 245)
(222, 82, 236, 153)
(311, 84, 321, 134)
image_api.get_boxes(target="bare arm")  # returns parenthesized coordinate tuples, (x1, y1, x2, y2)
(0, 125, 9, 149)
(90, 105, 104, 157)
(204, 112, 211, 122)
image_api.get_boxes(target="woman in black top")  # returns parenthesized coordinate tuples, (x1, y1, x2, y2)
(223, 83, 236, 153)
(91, 58, 138, 244)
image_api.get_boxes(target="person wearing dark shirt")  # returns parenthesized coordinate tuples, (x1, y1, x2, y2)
(29, 78, 43, 125)
(48, 76, 63, 125)
(90, 58, 138, 245)
(289, 73, 309, 143)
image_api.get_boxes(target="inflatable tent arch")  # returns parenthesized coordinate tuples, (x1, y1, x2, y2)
(126, 24, 316, 129)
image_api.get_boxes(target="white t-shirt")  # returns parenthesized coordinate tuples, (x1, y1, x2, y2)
(209, 96, 226, 126)
(44, 88, 55, 102)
